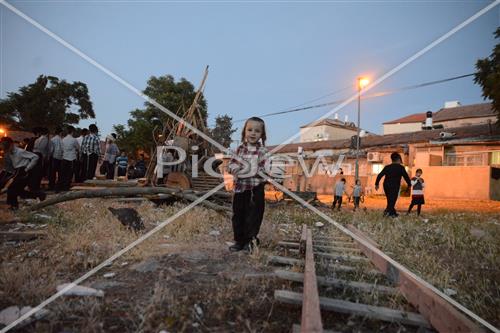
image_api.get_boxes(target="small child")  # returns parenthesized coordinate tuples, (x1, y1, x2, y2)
(116, 152, 128, 177)
(351, 179, 364, 211)
(228, 117, 268, 253)
(408, 168, 425, 216)
(332, 178, 348, 211)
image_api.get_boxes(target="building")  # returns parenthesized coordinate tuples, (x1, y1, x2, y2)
(300, 116, 361, 142)
(268, 122, 500, 200)
(383, 102, 497, 135)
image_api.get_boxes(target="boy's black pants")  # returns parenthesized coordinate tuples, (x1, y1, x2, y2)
(7, 169, 43, 208)
(82, 153, 99, 181)
(58, 159, 74, 191)
(49, 158, 62, 190)
(383, 183, 399, 216)
(232, 183, 265, 245)
(332, 195, 343, 209)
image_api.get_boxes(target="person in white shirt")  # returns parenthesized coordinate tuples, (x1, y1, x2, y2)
(49, 127, 64, 190)
(0, 137, 46, 210)
(74, 128, 88, 183)
(31, 127, 50, 191)
(57, 126, 80, 191)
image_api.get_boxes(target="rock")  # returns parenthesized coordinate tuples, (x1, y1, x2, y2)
(34, 214, 51, 220)
(108, 207, 145, 231)
(130, 258, 159, 273)
(56, 284, 104, 297)
(0, 306, 50, 327)
(444, 288, 457, 296)
(194, 304, 203, 318)
(209, 230, 220, 236)
(103, 273, 116, 278)
(315, 222, 324, 227)
(91, 281, 126, 290)
(225, 241, 233, 246)
(120, 262, 129, 267)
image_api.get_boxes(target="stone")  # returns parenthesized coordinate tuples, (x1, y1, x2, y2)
(56, 284, 104, 297)
(209, 230, 220, 236)
(315, 222, 324, 227)
(444, 288, 457, 296)
(130, 259, 159, 273)
(103, 273, 116, 278)
(0, 306, 50, 327)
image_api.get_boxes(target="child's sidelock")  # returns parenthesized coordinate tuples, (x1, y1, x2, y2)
(228, 117, 268, 253)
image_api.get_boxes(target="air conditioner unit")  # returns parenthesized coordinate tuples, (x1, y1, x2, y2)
(367, 152, 381, 162)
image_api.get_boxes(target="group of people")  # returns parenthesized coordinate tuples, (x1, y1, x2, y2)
(332, 153, 425, 217)
(0, 125, 148, 210)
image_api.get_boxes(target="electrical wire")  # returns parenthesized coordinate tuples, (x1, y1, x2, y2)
(233, 73, 475, 122)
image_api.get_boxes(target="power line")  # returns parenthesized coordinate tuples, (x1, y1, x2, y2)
(234, 73, 475, 123)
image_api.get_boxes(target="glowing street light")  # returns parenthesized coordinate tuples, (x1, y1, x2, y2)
(0, 128, 6, 137)
(355, 77, 369, 181)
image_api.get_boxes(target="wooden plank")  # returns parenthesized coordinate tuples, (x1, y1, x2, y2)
(289, 249, 369, 263)
(282, 239, 357, 248)
(301, 228, 323, 333)
(279, 241, 361, 254)
(275, 290, 431, 328)
(268, 256, 384, 277)
(348, 224, 485, 333)
(299, 224, 307, 255)
(347, 224, 379, 248)
(0, 231, 46, 242)
(274, 270, 396, 295)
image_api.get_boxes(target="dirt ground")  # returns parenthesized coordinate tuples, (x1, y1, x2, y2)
(0, 194, 499, 332)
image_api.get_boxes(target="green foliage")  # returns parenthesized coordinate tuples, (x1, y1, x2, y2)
(114, 75, 207, 156)
(0, 75, 94, 131)
(474, 27, 500, 123)
(210, 114, 237, 150)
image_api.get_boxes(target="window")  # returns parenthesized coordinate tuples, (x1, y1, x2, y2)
(444, 153, 487, 166)
(491, 151, 500, 165)
(372, 163, 384, 174)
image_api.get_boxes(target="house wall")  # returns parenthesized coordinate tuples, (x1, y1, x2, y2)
(300, 125, 357, 142)
(435, 116, 496, 129)
(383, 122, 422, 135)
(420, 166, 491, 200)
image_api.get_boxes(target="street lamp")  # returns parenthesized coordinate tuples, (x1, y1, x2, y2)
(355, 77, 369, 181)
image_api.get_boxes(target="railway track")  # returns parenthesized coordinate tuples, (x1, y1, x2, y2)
(270, 224, 485, 333)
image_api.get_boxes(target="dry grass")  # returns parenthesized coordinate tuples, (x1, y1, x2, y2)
(1, 196, 499, 331)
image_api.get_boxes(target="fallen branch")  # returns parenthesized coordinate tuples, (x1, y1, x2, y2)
(29, 187, 231, 213)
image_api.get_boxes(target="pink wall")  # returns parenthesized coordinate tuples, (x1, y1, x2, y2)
(420, 166, 491, 200)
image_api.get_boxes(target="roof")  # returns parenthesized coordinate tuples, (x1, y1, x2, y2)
(383, 113, 427, 125)
(433, 103, 495, 122)
(268, 123, 500, 154)
(382, 103, 495, 125)
(300, 118, 358, 131)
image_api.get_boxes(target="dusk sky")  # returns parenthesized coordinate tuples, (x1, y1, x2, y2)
(2, 0, 499, 146)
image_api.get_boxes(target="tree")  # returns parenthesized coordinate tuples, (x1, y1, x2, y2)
(474, 27, 500, 124)
(210, 114, 236, 150)
(0, 75, 94, 131)
(114, 75, 207, 156)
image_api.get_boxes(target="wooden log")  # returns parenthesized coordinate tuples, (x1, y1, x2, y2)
(268, 255, 383, 277)
(274, 270, 396, 295)
(29, 187, 231, 213)
(301, 228, 323, 333)
(279, 241, 361, 254)
(83, 179, 138, 187)
(347, 224, 485, 333)
(275, 290, 431, 328)
(347, 224, 379, 248)
(289, 249, 369, 263)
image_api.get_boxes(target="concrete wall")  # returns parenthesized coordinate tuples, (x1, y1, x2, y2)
(300, 125, 357, 142)
(420, 166, 491, 200)
(383, 122, 422, 135)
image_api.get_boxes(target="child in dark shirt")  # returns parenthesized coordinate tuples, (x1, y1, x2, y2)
(375, 152, 411, 218)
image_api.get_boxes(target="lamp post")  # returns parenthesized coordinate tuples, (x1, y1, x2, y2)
(355, 77, 369, 181)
